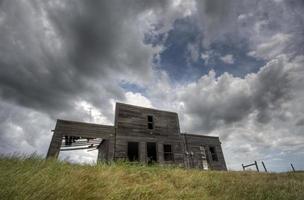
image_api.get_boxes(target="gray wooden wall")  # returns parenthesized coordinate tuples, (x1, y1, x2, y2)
(182, 134, 227, 170)
(114, 103, 184, 165)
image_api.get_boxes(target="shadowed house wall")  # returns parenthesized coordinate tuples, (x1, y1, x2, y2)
(47, 102, 227, 170)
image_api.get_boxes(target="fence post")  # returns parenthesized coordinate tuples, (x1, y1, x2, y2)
(291, 163, 296, 172)
(255, 161, 259, 172)
(242, 164, 245, 171)
(261, 161, 268, 172)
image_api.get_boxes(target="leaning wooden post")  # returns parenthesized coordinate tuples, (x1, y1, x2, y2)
(46, 129, 62, 159)
(261, 161, 268, 172)
(255, 161, 259, 172)
(242, 164, 245, 171)
(290, 163, 296, 172)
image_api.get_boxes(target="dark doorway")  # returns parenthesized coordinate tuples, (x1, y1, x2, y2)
(128, 142, 139, 162)
(209, 146, 218, 161)
(147, 142, 157, 164)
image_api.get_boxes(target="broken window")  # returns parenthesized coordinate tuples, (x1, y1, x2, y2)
(209, 146, 218, 161)
(128, 142, 139, 162)
(147, 115, 154, 129)
(163, 144, 173, 161)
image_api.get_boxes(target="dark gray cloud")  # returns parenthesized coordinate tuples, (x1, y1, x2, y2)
(0, 0, 171, 119)
(195, 0, 304, 57)
(296, 118, 304, 126)
(46, 0, 164, 79)
(0, 1, 109, 118)
(251, 58, 293, 123)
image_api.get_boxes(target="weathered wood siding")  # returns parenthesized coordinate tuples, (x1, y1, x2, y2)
(97, 139, 115, 162)
(46, 119, 115, 159)
(115, 103, 180, 137)
(182, 134, 227, 170)
(114, 103, 184, 165)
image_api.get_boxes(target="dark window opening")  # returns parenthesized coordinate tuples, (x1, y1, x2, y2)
(147, 142, 157, 164)
(148, 123, 153, 129)
(128, 142, 139, 162)
(147, 115, 153, 122)
(147, 115, 154, 129)
(164, 144, 173, 161)
(209, 146, 218, 161)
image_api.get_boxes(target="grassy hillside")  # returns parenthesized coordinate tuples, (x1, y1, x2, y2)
(0, 156, 303, 200)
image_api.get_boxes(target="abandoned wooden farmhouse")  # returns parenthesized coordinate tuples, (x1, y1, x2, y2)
(47, 102, 227, 170)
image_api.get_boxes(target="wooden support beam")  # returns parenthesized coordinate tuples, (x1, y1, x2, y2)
(46, 130, 62, 159)
(255, 161, 259, 172)
(60, 145, 97, 151)
(243, 163, 256, 168)
(242, 161, 260, 172)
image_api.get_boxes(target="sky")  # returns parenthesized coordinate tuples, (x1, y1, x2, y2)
(0, 0, 304, 172)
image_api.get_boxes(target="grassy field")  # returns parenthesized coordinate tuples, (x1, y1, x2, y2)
(0, 155, 303, 200)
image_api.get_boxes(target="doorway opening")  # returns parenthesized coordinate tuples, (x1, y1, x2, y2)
(128, 142, 139, 161)
(147, 142, 157, 164)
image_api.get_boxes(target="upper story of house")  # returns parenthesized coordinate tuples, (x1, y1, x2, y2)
(114, 102, 180, 137)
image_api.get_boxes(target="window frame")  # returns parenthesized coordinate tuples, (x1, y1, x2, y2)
(147, 115, 154, 130)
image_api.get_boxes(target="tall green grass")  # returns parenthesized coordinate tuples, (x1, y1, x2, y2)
(0, 155, 303, 200)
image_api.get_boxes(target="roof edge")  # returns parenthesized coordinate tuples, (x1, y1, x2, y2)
(181, 133, 220, 139)
(56, 119, 114, 127)
(116, 102, 178, 115)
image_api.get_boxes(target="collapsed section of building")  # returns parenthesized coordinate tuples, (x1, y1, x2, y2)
(47, 102, 227, 170)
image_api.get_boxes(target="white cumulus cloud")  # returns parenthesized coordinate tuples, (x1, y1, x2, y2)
(220, 54, 235, 64)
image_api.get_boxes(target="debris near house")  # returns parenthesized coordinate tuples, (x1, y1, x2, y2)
(47, 102, 227, 170)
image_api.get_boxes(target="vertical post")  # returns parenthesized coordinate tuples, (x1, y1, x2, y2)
(255, 161, 259, 172)
(261, 161, 268, 172)
(291, 163, 296, 172)
(184, 133, 192, 168)
(242, 164, 245, 171)
(182, 134, 189, 168)
(190, 151, 194, 168)
(157, 142, 164, 164)
(46, 130, 62, 159)
(113, 127, 117, 160)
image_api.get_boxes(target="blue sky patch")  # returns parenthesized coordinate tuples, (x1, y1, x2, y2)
(145, 17, 266, 83)
(119, 81, 147, 95)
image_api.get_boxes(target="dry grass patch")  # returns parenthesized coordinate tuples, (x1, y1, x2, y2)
(0, 155, 303, 200)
